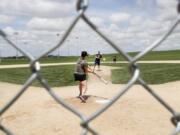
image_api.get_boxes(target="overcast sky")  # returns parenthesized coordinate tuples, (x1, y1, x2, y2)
(0, 0, 180, 57)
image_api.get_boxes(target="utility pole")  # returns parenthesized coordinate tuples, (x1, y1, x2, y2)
(0, 37, 2, 63)
(67, 39, 70, 56)
(0, 48, 1, 63)
(76, 36, 79, 56)
(57, 33, 60, 58)
(14, 32, 19, 60)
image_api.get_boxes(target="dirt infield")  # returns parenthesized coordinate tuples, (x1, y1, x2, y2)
(0, 66, 180, 135)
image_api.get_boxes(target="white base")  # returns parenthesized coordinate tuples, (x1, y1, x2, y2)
(95, 99, 110, 104)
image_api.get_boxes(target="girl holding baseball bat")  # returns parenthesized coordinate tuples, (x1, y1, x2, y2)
(74, 51, 108, 102)
(74, 51, 94, 102)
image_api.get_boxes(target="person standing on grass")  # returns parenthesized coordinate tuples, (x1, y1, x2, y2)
(93, 51, 102, 71)
(113, 56, 117, 63)
(74, 51, 93, 102)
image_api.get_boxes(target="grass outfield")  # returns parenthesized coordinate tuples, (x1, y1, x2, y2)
(0, 65, 78, 87)
(0, 64, 180, 86)
(1, 50, 180, 65)
(111, 64, 180, 84)
(0, 56, 78, 65)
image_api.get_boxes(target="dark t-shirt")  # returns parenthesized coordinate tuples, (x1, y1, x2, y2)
(95, 54, 102, 61)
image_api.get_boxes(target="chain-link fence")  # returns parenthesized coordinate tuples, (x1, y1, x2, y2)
(0, 0, 180, 134)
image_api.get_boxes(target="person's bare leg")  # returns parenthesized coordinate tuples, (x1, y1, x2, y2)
(79, 81, 86, 102)
(79, 82, 83, 96)
(83, 80, 87, 95)
(98, 63, 100, 71)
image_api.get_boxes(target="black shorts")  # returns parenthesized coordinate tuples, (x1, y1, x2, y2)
(74, 73, 86, 81)
(95, 59, 100, 65)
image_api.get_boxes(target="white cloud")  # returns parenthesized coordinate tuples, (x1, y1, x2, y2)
(0, 0, 74, 18)
(110, 12, 131, 23)
(129, 16, 143, 26)
(1, 0, 180, 57)
(143, 19, 162, 30)
(26, 17, 73, 31)
(136, 0, 155, 8)
(0, 15, 14, 24)
(108, 23, 121, 31)
(127, 26, 142, 33)
(89, 17, 105, 27)
(136, 0, 146, 7)
(3, 27, 16, 35)
(156, 0, 177, 9)
(157, 9, 177, 21)
(156, 0, 178, 21)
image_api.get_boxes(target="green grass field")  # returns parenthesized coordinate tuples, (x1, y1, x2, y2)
(0, 65, 77, 87)
(111, 64, 180, 84)
(1, 50, 180, 86)
(0, 63, 180, 86)
(1, 50, 180, 65)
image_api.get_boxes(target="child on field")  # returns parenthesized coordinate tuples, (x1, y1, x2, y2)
(74, 51, 93, 102)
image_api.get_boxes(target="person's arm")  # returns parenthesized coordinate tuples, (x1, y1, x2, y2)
(85, 66, 94, 73)
(82, 61, 94, 73)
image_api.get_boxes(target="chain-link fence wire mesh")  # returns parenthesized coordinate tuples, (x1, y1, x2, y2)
(0, 0, 180, 134)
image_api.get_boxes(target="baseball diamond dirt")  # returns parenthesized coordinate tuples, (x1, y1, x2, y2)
(0, 66, 179, 135)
